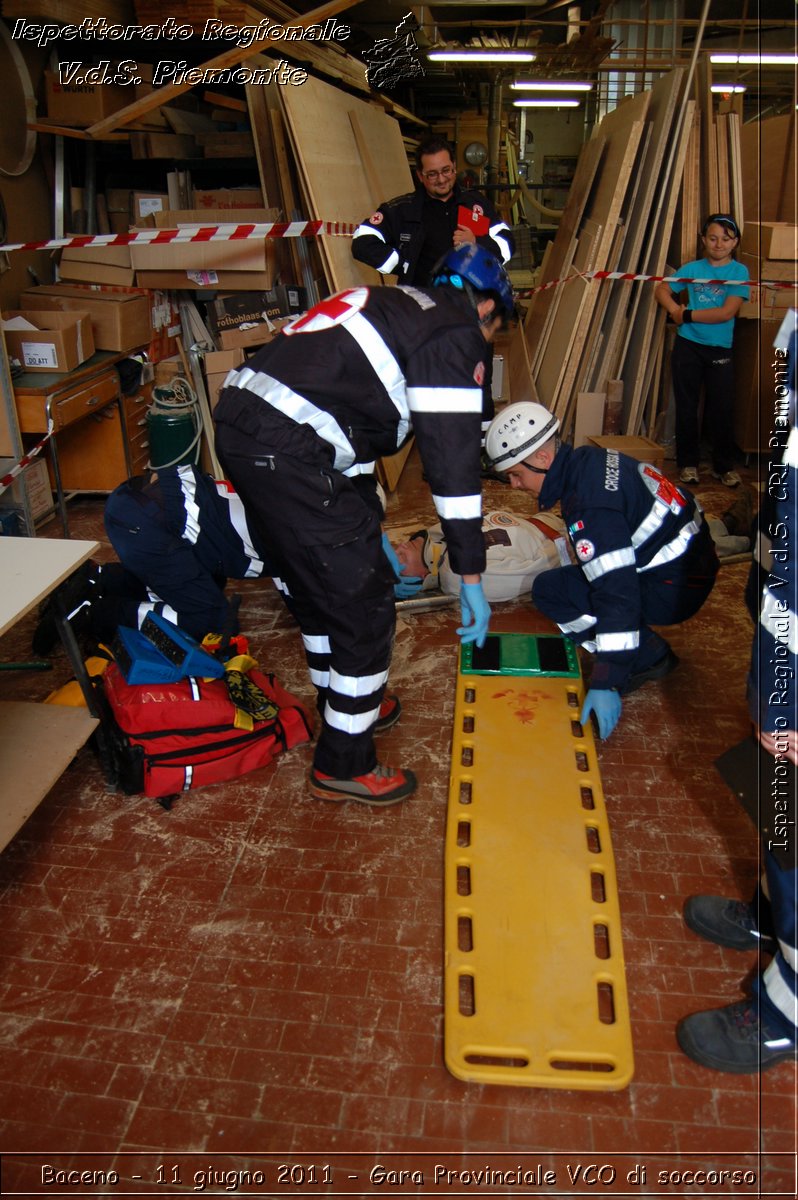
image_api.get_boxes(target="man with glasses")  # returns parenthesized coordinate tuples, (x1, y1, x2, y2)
(352, 136, 514, 288)
(352, 136, 514, 427)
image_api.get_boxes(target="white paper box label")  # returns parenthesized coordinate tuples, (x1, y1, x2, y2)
(21, 341, 58, 369)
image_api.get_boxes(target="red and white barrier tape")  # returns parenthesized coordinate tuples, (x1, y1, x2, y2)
(0, 424, 53, 500)
(0, 220, 357, 255)
(515, 268, 796, 299)
(0, 223, 792, 291)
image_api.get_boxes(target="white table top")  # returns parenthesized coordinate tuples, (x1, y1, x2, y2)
(0, 536, 100, 638)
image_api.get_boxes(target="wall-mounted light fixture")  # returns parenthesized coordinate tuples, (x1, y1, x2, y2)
(710, 84, 747, 93)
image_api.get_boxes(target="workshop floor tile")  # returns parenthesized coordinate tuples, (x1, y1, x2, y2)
(0, 448, 793, 1193)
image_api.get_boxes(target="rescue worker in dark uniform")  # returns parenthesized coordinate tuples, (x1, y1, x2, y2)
(32, 464, 269, 655)
(485, 402, 720, 740)
(351, 136, 514, 431)
(213, 245, 514, 807)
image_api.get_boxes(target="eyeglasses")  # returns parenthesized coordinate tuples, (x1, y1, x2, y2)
(421, 166, 456, 181)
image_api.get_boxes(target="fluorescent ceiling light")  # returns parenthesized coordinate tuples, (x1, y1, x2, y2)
(428, 49, 536, 63)
(710, 84, 747, 93)
(710, 53, 798, 65)
(513, 99, 581, 107)
(511, 80, 593, 91)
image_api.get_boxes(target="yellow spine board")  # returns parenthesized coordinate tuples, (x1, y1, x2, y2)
(444, 654, 634, 1090)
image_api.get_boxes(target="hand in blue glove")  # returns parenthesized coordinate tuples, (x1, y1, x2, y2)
(381, 533, 423, 598)
(457, 581, 491, 648)
(381, 532, 403, 579)
(394, 576, 424, 600)
(581, 688, 622, 740)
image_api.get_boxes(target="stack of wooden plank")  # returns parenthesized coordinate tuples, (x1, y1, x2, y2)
(279, 75, 412, 293)
(509, 64, 748, 440)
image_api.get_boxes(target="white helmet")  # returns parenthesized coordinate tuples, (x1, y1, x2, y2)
(485, 403, 560, 472)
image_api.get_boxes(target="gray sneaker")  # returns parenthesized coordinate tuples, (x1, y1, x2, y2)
(309, 763, 417, 805)
(683, 896, 776, 953)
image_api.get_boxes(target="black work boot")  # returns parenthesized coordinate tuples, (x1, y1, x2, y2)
(683, 895, 776, 953)
(676, 998, 797, 1073)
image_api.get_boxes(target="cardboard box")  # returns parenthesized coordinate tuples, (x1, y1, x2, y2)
(132, 192, 170, 221)
(739, 251, 796, 283)
(740, 221, 798, 262)
(154, 356, 184, 386)
(193, 188, 264, 209)
(219, 323, 279, 351)
(2, 310, 94, 372)
(20, 285, 151, 353)
(738, 284, 798, 320)
(45, 70, 130, 126)
(205, 287, 306, 338)
(105, 188, 132, 234)
(129, 208, 279, 287)
(204, 347, 245, 411)
(22, 457, 54, 522)
(24, 282, 180, 363)
(59, 244, 136, 288)
(132, 269, 277, 292)
(586, 435, 665, 471)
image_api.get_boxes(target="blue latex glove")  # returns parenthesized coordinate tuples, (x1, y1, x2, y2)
(394, 576, 424, 600)
(457, 581, 491, 648)
(381, 533, 403, 578)
(581, 689, 622, 740)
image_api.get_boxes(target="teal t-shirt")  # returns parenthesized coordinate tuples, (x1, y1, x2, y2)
(668, 257, 750, 348)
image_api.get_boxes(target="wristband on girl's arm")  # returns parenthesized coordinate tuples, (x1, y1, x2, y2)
(682, 309, 693, 323)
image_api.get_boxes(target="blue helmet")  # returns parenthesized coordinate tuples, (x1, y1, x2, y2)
(432, 244, 515, 320)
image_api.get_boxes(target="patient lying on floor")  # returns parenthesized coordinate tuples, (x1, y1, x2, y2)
(390, 510, 568, 602)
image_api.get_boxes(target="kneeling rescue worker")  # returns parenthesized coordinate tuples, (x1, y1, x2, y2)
(214, 244, 515, 806)
(485, 402, 720, 740)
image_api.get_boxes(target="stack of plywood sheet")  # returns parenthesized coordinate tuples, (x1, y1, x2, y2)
(510, 69, 708, 438)
(278, 72, 414, 294)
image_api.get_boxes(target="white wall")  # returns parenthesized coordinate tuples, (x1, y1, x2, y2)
(520, 108, 589, 227)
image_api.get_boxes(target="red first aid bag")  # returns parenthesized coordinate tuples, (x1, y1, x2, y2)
(101, 661, 313, 800)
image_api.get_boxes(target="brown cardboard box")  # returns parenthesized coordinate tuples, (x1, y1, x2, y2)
(192, 188, 264, 209)
(740, 221, 798, 262)
(206, 287, 307, 338)
(739, 251, 796, 283)
(586, 435, 665, 471)
(21, 285, 151, 353)
(204, 348, 245, 411)
(21, 457, 54, 523)
(45, 71, 130, 126)
(738, 284, 798, 320)
(132, 192, 170, 221)
(2, 310, 95, 372)
(105, 188, 132, 234)
(133, 269, 277, 292)
(129, 208, 279, 286)
(218, 323, 279, 351)
(59, 244, 136, 288)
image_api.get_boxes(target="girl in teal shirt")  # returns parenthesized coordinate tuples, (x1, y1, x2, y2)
(655, 213, 750, 488)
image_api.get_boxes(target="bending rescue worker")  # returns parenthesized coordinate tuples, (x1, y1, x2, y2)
(485, 402, 720, 740)
(213, 244, 515, 807)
